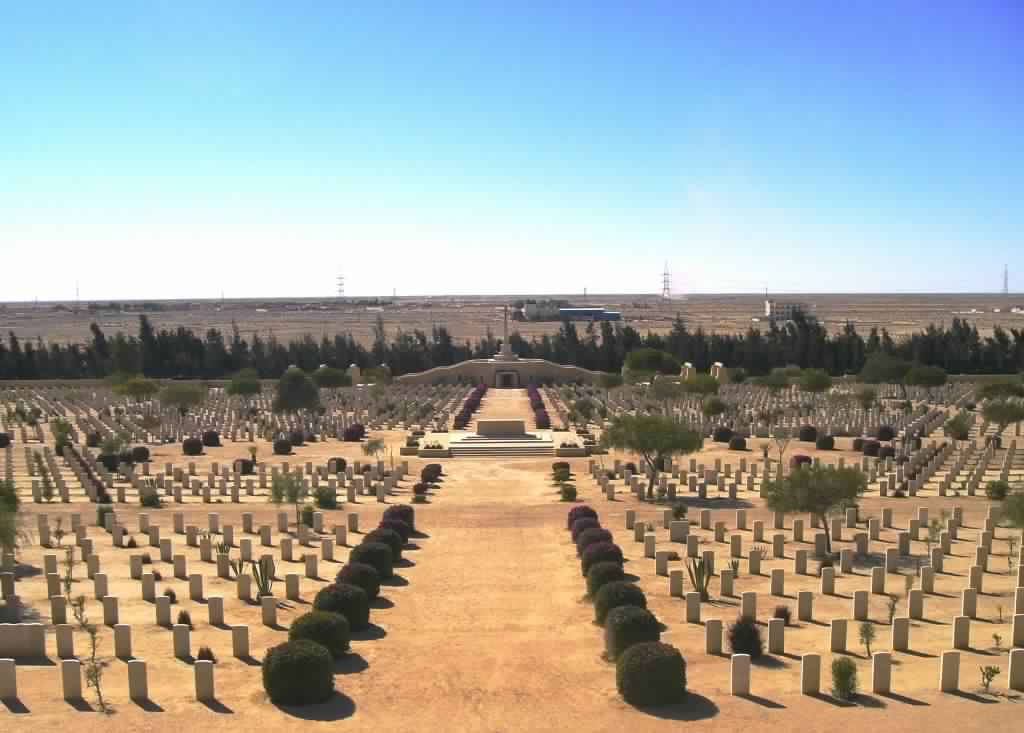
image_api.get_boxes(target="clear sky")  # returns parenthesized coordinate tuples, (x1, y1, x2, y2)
(2, 1, 1021, 300)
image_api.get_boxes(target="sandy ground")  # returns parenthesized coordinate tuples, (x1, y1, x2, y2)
(5, 392, 1023, 731)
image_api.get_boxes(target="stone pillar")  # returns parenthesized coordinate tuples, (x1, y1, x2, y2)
(61, 659, 82, 701)
(872, 652, 892, 693)
(262, 596, 277, 626)
(853, 590, 868, 621)
(114, 624, 132, 659)
(820, 566, 835, 595)
(705, 618, 722, 654)
(892, 617, 910, 651)
(155, 595, 171, 626)
(961, 588, 977, 619)
(141, 573, 156, 602)
(56, 624, 75, 659)
(730, 654, 751, 695)
(830, 619, 847, 652)
(801, 653, 821, 694)
(741, 591, 757, 619)
(748, 550, 761, 576)
(102, 595, 119, 626)
(1013, 614, 1024, 648)
(953, 616, 970, 649)
(194, 659, 215, 701)
(128, 659, 148, 700)
(189, 573, 204, 602)
(797, 591, 813, 622)
(669, 570, 683, 597)
(0, 658, 16, 700)
(347, 513, 359, 532)
(720, 569, 734, 597)
(237, 574, 251, 602)
(305, 554, 318, 579)
(939, 650, 959, 692)
(1009, 648, 1024, 692)
(770, 568, 784, 596)
(908, 589, 923, 620)
(768, 618, 785, 654)
(173, 624, 191, 659)
(686, 592, 701, 623)
(232, 625, 250, 658)
(208, 596, 224, 626)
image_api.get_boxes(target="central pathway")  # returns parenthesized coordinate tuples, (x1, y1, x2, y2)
(465, 387, 537, 431)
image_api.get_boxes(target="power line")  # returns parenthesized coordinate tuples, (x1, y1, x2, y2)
(336, 272, 345, 299)
(1004, 264, 1009, 295)
(661, 262, 672, 299)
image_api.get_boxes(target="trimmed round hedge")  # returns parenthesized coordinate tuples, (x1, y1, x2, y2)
(581, 541, 624, 577)
(790, 454, 812, 469)
(289, 430, 305, 446)
(615, 641, 686, 706)
(594, 581, 647, 625)
(862, 440, 881, 457)
(567, 505, 598, 531)
(879, 445, 895, 459)
(378, 518, 412, 543)
(288, 610, 350, 658)
(586, 560, 626, 598)
(728, 436, 747, 451)
(382, 504, 415, 532)
(131, 446, 150, 463)
(815, 435, 835, 450)
(262, 639, 335, 705)
(273, 438, 292, 456)
(712, 426, 734, 443)
(876, 425, 895, 442)
(350, 541, 394, 580)
(852, 437, 865, 451)
(576, 527, 613, 556)
(201, 430, 221, 447)
(798, 425, 818, 442)
(328, 457, 347, 474)
(182, 437, 203, 456)
(570, 517, 601, 542)
(0, 433, 10, 449)
(605, 605, 661, 659)
(362, 528, 403, 562)
(312, 583, 370, 630)
(335, 562, 381, 601)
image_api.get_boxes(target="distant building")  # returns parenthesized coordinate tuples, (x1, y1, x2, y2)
(558, 307, 622, 322)
(764, 299, 813, 324)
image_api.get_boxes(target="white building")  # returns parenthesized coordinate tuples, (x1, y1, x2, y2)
(764, 299, 812, 323)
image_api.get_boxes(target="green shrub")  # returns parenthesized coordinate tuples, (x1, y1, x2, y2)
(335, 562, 381, 601)
(605, 605, 661, 659)
(560, 484, 578, 501)
(615, 641, 686, 706)
(314, 485, 338, 509)
(363, 528, 403, 562)
(594, 581, 647, 625)
(586, 561, 626, 598)
(382, 504, 415, 532)
(300, 505, 314, 527)
(727, 615, 763, 659)
(182, 437, 203, 456)
(350, 542, 394, 580)
(986, 480, 1010, 501)
(581, 542, 624, 577)
(96, 504, 115, 527)
(289, 610, 351, 658)
(197, 645, 216, 663)
(831, 656, 858, 700)
(313, 583, 370, 630)
(139, 486, 162, 508)
(262, 639, 335, 705)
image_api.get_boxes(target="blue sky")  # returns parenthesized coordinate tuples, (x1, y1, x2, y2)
(1, 1, 1021, 300)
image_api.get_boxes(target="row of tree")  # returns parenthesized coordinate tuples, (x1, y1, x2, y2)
(1, 313, 1023, 381)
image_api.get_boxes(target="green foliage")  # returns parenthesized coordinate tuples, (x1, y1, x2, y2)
(978, 381, 1024, 400)
(681, 373, 720, 395)
(855, 387, 877, 409)
(904, 364, 947, 389)
(858, 620, 876, 657)
(560, 483, 578, 501)
(114, 375, 159, 401)
(262, 639, 335, 705)
(702, 396, 727, 417)
(728, 615, 763, 659)
(602, 415, 702, 499)
(605, 605, 661, 659)
(312, 366, 351, 390)
(755, 368, 790, 391)
(160, 382, 206, 415)
(313, 485, 338, 510)
(1001, 493, 1024, 528)
(288, 610, 351, 658)
(860, 353, 912, 384)
(944, 412, 972, 442)
(685, 557, 711, 601)
(350, 542, 394, 580)
(762, 465, 866, 553)
(313, 583, 370, 630)
(799, 368, 833, 393)
(139, 486, 162, 508)
(624, 348, 681, 376)
(0, 479, 25, 555)
(980, 665, 1000, 693)
(986, 480, 1010, 501)
(598, 372, 624, 391)
(615, 641, 686, 706)
(251, 556, 275, 597)
(273, 366, 321, 413)
(982, 400, 1024, 433)
(594, 580, 647, 625)
(831, 657, 858, 700)
(586, 561, 626, 598)
(226, 368, 262, 397)
(270, 471, 308, 529)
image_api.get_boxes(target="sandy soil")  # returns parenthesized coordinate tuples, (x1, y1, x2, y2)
(5, 392, 1023, 731)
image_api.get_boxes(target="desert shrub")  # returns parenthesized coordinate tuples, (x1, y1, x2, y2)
(576, 527, 613, 556)
(273, 438, 292, 456)
(570, 517, 601, 542)
(328, 457, 347, 473)
(878, 445, 895, 459)
(151, 569, 162, 581)
(85, 432, 100, 448)
(177, 609, 193, 629)
(605, 605, 661, 659)
(262, 639, 334, 705)
(201, 430, 221, 448)
(313, 583, 370, 630)
(582, 541, 624, 577)
(382, 504, 415, 532)
(335, 562, 381, 601)
(615, 641, 686, 706)
(350, 542, 394, 580)
(342, 424, 366, 442)
(182, 437, 203, 456)
(815, 435, 835, 450)
(594, 581, 647, 625)
(163, 588, 177, 604)
(831, 656, 858, 700)
(126, 536, 137, 548)
(986, 480, 1010, 501)
(875, 425, 895, 442)
(362, 528, 403, 562)
(586, 560, 626, 597)
(235, 458, 255, 475)
(288, 610, 351, 658)
(773, 605, 792, 626)
(551, 461, 571, 473)
(727, 615, 763, 659)
(862, 440, 880, 457)
(131, 446, 150, 463)
(139, 486, 162, 508)
(96, 504, 115, 528)
(313, 485, 337, 509)
(567, 505, 598, 530)
(421, 463, 443, 483)
(559, 484, 577, 501)
(97, 453, 119, 471)
(288, 430, 305, 447)
(672, 502, 688, 520)
(378, 518, 412, 543)
(300, 505, 314, 527)
(412, 482, 429, 497)
(197, 645, 217, 663)
(789, 454, 812, 469)
(798, 425, 818, 442)
(728, 436, 747, 451)
(712, 426, 734, 443)
(852, 437, 865, 451)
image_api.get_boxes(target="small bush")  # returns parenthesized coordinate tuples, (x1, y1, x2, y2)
(586, 561, 626, 597)
(727, 615, 763, 659)
(140, 486, 162, 508)
(313, 583, 370, 630)
(288, 430, 305, 447)
(126, 536, 137, 548)
(790, 454, 812, 469)
(378, 518, 412, 543)
(560, 484, 578, 501)
(314, 485, 338, 509)
(875, 425, 895, 442)
(605, 605, 661, 659)
(581, 542, 624, 577)
(300, 504, 315, 527)
(798, 425, 818, 442)
(235, 458, 255, 475)
(201, 430, 220, 447)
(363, 528, 403, 562)
(163, 588, 177, 604)
(852, 437, 865, 451)
(182, 437, 203, 456)
(615, 641, 686, 706)
(815, 435, 835, 450)
(712, 426, 734, 443)
(566, 505, 598, 530)
(273, 438, 292, 456)
(288, 610, 351, 658)
(350, 542, 394, 580)
(328, 457, 347, 474)
(986, 480, 1010, 501)
(728, 436, 747, 451)
(576, 527, 613, 556)
(773, 605, 792, 626)
(421, 463, 443, 483)
(831, 656, 858, 700)
(412, 494, 428, 504)
(177, 609, 193, 629)
(570, 517, 601, 542)
(335, 562, 381, 601)
(594, 581, 647, 625)
(131, 446, 150, 463)
(672, 502, 688, 520)
(197, 645, 217, 663)
(262, 639, 335, 705)
(382, 504, 415, 532)
(862, 440, 880, 457)
(342, 424, 365, 442)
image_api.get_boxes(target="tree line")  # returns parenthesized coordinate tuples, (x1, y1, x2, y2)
(0, 312, 1023, 381)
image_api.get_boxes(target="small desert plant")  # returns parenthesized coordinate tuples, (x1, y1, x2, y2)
(980, 665, 1000, 693)
(993, 633, 1003, 651)
(581, 542, 624, 577)
(560, 483, 578, 501)
(335, 562, 381, 601)
(831, 657, 858, 700)
(163, 588, 177, 604)
(886, 594, 898, 625)
(350, 541, 394, 580)
(604, 605, 661, 659)
(151, 569, 162, 581)
(728, 616, 764, 659)
(126, 536, 137, 548)
(672, 502, 688, 520)
(177, 609, 193, 629)
(197, 645, 217, 663)
(251, 556, 275, 597)
(859, 621, 875, 657)
(729, 559, 740, 577)
(586, 560, 626, 598)
(686, 557, 711, 601)
(773, 605, 792, 627)
(139, 486, 162, 508)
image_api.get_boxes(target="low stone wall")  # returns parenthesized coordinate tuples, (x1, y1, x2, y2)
(477, 419, 527, 436)
(0, 623, 47, 657)
(394, 358, 600, 386)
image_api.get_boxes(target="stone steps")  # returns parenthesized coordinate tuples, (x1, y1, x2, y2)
(449, 438, 554, 457)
